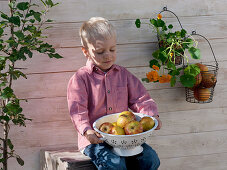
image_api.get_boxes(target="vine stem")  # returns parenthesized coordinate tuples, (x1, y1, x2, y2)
(2, 1, 16, 170)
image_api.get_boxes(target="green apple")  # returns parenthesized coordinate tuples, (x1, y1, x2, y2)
(140, 117, 155, 131)
(111, 125, 125, 135)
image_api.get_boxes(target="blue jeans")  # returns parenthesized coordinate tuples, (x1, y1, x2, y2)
(84, 142, 160, 170)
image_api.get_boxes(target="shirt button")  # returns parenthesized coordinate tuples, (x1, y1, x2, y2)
(107, 90, 110, 93)
(109, 107, 112, 111)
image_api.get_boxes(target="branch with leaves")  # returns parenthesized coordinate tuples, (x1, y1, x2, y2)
(0, 0, 63, 169)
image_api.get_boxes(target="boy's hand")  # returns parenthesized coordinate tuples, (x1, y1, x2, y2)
(154, 115, 162, 130)
(84, 129, 103, 144)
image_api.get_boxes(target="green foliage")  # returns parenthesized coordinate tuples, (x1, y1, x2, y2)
(0, 0, 62, 168)
(135, 14, 201, 88)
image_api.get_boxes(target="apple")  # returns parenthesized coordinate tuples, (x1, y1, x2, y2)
(140, 117, 155, 131)
(117, 114, 135, 128)
(119, 111, 136, 120)
(99, 122, 114, 134)
(196, 63, 208, 72)
(194, 88, 211, 101)
(124, 121, 143, 135)
(201, 73, 216, 88)
(111, 125, 125, 135)
(194, 73, 202, 87)
(112, 122, 117, 126)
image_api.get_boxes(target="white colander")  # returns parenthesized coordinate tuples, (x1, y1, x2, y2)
(93, 112, 158, 156)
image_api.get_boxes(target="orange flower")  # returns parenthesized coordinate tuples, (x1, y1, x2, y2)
(159, 74, 172, 83)
(146, 71, 159, 82)
(157, 14, 162, 20)
(152, 65, 159, 71)
(170, 53, 174, 57)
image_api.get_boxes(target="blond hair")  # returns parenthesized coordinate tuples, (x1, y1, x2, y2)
(79, 17, 116, 48)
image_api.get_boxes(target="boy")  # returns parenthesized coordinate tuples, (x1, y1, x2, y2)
(67, 17, 161, 170)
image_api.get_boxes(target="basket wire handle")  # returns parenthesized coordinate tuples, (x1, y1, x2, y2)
(191, 31, 219, 68)
(159, 6, 184, 30)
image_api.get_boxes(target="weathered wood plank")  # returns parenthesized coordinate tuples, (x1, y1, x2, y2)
(4, 106, 227, 149)
(7, 120, 78, 148)
(8, 144, 227, 170)
(7, 145, 77, 170)
(40, 15, 227, 48)
(2, 0, 227, 22)
(160, 152, 227, 170)
(14, 38, 226, 74)
(148, 129, 227, 158)
(13, 58, 226, 99)
(6, 121, 227, 160)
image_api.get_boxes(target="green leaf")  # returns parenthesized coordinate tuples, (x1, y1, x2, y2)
(170, 76, 176, 87)
(162, 25, 167, 31)
(188, 47, 201, 59)
(167, 61, 176, 70)
(0, 87, 14, 99)
(180, 74, 196, 88)
(5, 101, 23, 114)
(149, 59, 161, 68)
(167, 38, 172, 44)
(46, 0, 54, 7)
(7, 139, 14, 150)
(0, 115, 10, 122)
(157, 19, 165, 27)
(180, 29, 187, 37)
(33, 12, 41, 22)
(16, 2, 29, 11)
(16, 156, 24, 166)
(159, 51, 168, 63)
(182, 38, 194, 49)
(0, 28, 3, 36)
(135, 19, 141, 28)
(152, 49, 159, 59)
(184, 64, 200, 76)
(150, 19, 157, 27)
(9, 16, 21, 26)
(168, 24, 173, 29)
(14, 31, 24, 39)
(29, 19, 35, 23)
(48, 53, 63, 59)
(46, 19, 53, 22)
(1, 13, 8, 19)
(142, 78, 150, 83)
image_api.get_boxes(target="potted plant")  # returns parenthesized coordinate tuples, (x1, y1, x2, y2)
(135, 13, 202, 88)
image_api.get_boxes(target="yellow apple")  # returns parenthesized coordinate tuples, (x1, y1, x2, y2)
(111, 125, 125, 135)
(140, 117, 155, 131)
(124, 121, 143, 135)
(99, 122, 114, 134)
(117, 114, 135, 128)
(112, 122, 117, 126)
(119, 111, 136, 120)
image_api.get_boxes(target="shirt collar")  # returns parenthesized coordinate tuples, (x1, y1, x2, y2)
(86, 59, 120, 74)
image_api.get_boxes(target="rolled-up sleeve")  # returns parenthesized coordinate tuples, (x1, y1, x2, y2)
(67, 73, 92, 135)
(127, 70, 158, 117)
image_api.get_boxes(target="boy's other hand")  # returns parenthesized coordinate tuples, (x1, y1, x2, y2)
(154, 115, 162, 130)
(84, 129, 103, 144)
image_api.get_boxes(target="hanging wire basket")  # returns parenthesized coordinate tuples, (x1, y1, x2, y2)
(185, 31, 219, 103)
(158, 7, 185, 65)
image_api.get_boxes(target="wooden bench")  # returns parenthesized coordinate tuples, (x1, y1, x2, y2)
(40, 147, 96, 170)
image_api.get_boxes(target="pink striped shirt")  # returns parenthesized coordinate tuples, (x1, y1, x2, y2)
(67, 60, 158, 150)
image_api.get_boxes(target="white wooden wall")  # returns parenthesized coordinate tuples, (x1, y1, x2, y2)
(0, 0, 227, 169)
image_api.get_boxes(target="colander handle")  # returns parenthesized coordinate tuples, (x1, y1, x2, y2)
(99, 137, 105, 141)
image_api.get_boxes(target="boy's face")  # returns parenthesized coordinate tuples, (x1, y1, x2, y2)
(83, 36, 117, 72)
